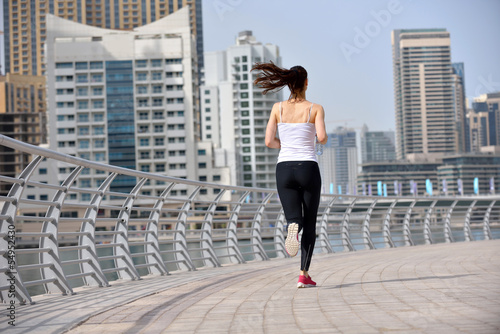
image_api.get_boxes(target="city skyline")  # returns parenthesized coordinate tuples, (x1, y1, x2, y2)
(1, 1, 499, 134)
(200, 0, 500, 133)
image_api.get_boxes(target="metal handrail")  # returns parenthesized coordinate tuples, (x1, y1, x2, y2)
(0, 133, 499, 305)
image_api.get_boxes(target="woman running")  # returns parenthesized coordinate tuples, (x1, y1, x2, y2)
(252, 62, 328, 288)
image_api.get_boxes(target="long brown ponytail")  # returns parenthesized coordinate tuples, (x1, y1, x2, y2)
(252, 61, 307, 100)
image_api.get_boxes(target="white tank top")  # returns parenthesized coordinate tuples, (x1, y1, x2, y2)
(277, 102, 317, 164)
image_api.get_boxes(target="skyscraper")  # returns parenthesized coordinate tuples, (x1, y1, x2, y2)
(451, 63, 467, 153)
(0, 73, 47, 194)
(467, 92, 500, 152)
(319, 127, 358, 195)
(392, 29, 461, 160)
(360, 125, 396, 163)
(44, 9, 228, 199)
(3, 0, 203, 77)
(2, 0, 204, 187)
(201, 31, 281, 189)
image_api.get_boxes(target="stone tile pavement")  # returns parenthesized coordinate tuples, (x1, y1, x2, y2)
(1, 240, 499, 333)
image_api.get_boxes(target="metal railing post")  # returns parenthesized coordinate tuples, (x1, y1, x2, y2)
(0, 155, 43, 305)
(341, 198, 356, 252)
(464, 200, 477, 241)
(112, 178, 145, 280)
(199, 189, 225, 268)
(444, 200, 458, 243)
(423, 200, 437, 245)
(362, 199, 377, 250)
(483, 200, 496, 240)
(174, 186, 199, 271)
(274, 208, 287, 258)
(39, 166, 83, 296)
(317, 197, 336, 253)
(225, 192, 248, 264)
(382, 200, 397, 248)
(79, 172, 117, 287)
(250, 193, 272, 261)
(143, 183, 176, 275)
(403, 201, 416, 246)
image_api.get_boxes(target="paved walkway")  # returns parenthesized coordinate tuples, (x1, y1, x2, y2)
(2, 240, 499, 334)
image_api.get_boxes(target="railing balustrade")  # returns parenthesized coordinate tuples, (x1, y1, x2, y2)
(0, 134, 499, 305)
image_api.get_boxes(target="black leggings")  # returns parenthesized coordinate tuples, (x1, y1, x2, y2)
(276, 161, 321, 271)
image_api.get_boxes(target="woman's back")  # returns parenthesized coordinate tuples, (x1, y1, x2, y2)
(277, 100, 317, 163)
(279, 100, 317, 123)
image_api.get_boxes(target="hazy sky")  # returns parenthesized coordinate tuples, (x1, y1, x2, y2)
(202, 0, 500, 132)
(1, 0, 499, 133)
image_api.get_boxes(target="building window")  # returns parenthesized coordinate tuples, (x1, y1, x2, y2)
(198, 149, 206, 156)
(95, 153, 105, 161)
(76, 62, 88, 70)
(93, 126, 104, 135)
(136, 72, 147, 81)
(76, 74, 88, 83)
(90, 61, 103, 69)
(94, 114, 104, 122)
(77, 88, 88, 96)
(56, 62, 73, 69)
(91, 74, 103, 82)
(92, 100, 104, 109)
(140, 138, 149, 146)
(213, 175, 221, 181)
(152, 72, 162, 80)
(156, 164, 165, 172)
(94, 140, 105, 148)
(78, 114, 89, 122)
(79, 140, 90, 149)
(198, 163, 206, 169)
(78, 127, 89, 135)
(78, 101, 89, 110)
(136, 59, 147, 68)
(155, 138, 164, 146)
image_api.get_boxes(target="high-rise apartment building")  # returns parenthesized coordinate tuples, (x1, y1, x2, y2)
(44, 9, 228, 199)
(201, 31, 281, 189)
(451, 62, 467, 152)
(466, 92, 500, 152)
(0, 73, 47, 194)
(319, 127, 358, 195)
(3, 0, 203, 77)
(392, 29, 461, 160)
(2, 0, 203, 184)
(360, 125, 396, 163)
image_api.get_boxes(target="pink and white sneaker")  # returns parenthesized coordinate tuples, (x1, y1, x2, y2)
(297, 275, 316, 288)
(285, 223, 299, 257)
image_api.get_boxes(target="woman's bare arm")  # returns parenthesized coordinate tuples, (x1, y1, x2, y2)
(315, 105, 328, 145)
(265, 103, 281, 149)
